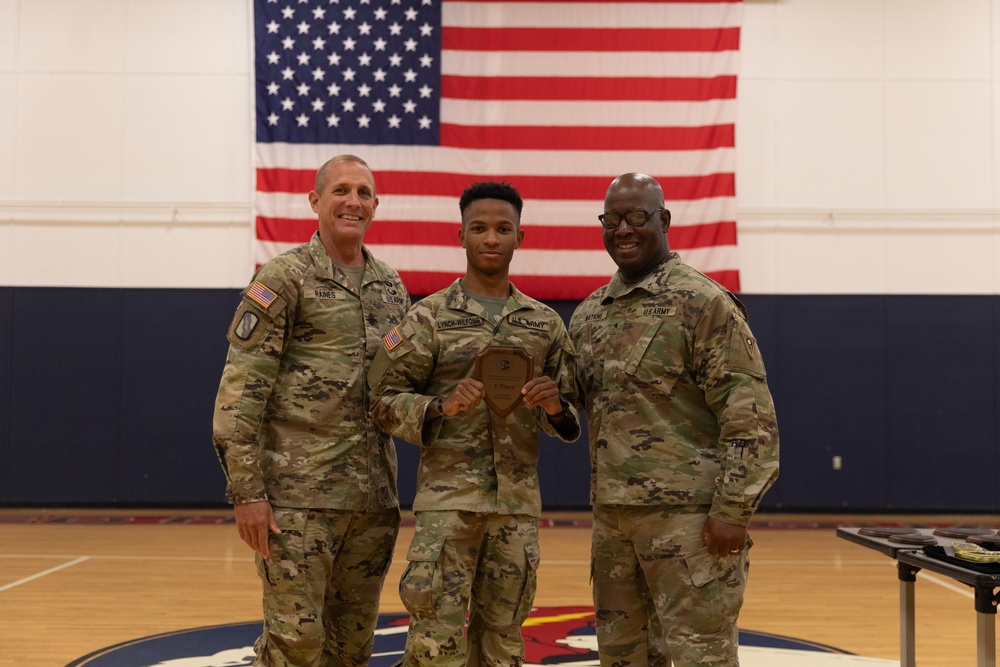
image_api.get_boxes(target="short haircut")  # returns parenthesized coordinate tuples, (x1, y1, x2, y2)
(458, 181, 523, 218)
(315, 154, 374, 193)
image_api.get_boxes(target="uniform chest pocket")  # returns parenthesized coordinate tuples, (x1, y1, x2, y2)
(623, 319, 686, 395)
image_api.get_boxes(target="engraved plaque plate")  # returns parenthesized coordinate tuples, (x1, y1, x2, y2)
(474, 346, 534, 417)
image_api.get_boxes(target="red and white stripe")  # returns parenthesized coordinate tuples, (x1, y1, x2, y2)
(254, 0, 743, 299)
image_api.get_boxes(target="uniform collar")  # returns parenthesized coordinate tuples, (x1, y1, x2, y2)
(308, 231, 385, 288)
(443, 278, 536, 317)
(601, 252, 681, 304)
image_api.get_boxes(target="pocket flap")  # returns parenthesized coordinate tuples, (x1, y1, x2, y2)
(406, 530, 444, 562)
(683, 547, 730, 588)
(623, 319, 662, 376)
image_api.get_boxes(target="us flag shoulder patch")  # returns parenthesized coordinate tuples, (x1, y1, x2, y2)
(247, 281, 277, 309)
(382, 327, 403, 351)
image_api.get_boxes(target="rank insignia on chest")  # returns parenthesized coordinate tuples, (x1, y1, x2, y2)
(247, 281, 278, 309)
(382, 326, 403, 351)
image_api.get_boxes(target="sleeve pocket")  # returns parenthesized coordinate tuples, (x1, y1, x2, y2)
(726, 316, 767, 379)
(227, 301, 273, 351)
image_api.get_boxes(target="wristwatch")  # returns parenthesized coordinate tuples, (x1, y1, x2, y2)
(435, 396, 445, 416)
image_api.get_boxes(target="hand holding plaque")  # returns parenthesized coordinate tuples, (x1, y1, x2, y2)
(474, 346, 535, 417)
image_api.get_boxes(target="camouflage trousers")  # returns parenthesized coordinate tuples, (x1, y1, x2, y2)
(591, 505, 748, 667)
(254, 506, 400, 667)
(399, 511, 540, 667)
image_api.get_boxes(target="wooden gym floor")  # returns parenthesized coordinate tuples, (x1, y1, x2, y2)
(0, 509, 996, 666)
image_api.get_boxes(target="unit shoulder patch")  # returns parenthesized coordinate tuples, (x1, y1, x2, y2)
(234, 311, 260, 341)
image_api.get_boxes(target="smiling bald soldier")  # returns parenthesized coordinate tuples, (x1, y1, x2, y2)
(569, 172, 780, 667)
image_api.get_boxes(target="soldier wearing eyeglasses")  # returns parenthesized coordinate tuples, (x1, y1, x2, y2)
(568, 173, 779, 667)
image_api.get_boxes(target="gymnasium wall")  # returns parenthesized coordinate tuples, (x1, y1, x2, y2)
(1, 288, 997, 511)
(3, 1, 1000, 509)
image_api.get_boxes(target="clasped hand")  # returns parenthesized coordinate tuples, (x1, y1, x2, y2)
(440, 376, 563, 416)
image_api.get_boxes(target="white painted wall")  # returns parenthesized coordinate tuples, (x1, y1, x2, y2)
(0, 0, 254, 288)
(738, 0, 1000, 293)
(1, 0, 998, 292)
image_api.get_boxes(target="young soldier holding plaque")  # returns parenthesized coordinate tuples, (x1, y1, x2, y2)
(368, 181, 581, 667)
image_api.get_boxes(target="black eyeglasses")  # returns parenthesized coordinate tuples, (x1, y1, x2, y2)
(598, 209, 663, 230)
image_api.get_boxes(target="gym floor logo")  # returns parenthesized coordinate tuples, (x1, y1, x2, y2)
(65, 606, 849, 666)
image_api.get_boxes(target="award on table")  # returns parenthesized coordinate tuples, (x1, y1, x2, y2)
(474, 346, 534, 417)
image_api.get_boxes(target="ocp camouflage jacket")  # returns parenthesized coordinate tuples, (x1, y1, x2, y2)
(569, 254, 779, 526)
(213, 233, 409, 510)
(368, 279, 581, 517)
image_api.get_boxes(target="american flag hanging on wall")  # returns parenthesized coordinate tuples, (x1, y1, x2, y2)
(254, 0, 742, 299)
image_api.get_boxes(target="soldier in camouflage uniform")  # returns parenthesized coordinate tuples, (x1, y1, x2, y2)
(367, 181, 581, 667)
(212, 154, 410, 667)
(568, 173, 779, 667)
